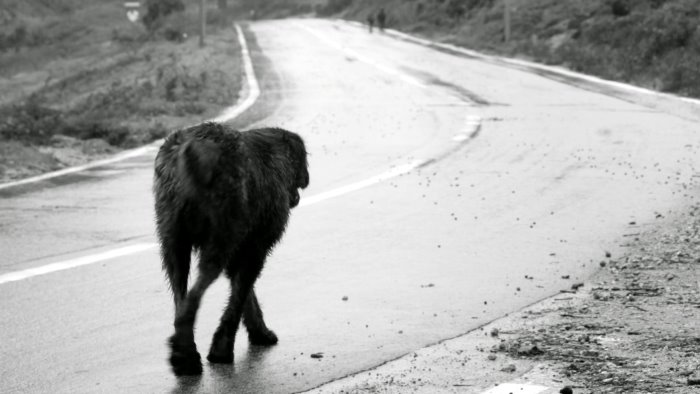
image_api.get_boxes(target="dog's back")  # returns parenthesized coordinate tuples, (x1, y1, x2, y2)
(154, 123, 307, 234)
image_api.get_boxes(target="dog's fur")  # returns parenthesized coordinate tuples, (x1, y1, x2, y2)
(153, 122, 309, 376)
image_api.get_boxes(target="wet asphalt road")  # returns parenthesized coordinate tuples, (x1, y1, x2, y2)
(2, 19, 700, 393)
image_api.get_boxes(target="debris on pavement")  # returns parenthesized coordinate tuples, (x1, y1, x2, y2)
(493, 205, 700, 393)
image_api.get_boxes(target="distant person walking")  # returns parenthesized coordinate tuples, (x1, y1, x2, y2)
(377, 8, 387, 32)
(367, 14, 375, 33)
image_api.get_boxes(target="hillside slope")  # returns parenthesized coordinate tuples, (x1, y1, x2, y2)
(0, 1, 243, 182)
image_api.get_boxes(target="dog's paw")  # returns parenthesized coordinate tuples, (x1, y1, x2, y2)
(206, 352, 234, 364)
(169, 336, 203, 376)
(249, 328, 278, 346)
(207, 330, 234, 364)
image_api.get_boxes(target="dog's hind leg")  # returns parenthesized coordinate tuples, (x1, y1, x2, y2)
(207, 246, 268, 364)
(169, 247, 224, 376)
(244, 289, 278, 346)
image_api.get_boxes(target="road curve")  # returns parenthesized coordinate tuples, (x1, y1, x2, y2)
(1, 19, 700, 393)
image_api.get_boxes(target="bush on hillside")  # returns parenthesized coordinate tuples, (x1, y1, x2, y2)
(142, 0, 185, 32)
(318, 0, 353, 16)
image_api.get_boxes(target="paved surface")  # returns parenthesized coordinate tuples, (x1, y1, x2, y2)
(2, 19, 700, 393)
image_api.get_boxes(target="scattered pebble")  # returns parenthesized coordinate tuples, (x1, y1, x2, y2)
(342, 296, 348, 301)
(310, 353, 323, 359)
(500, 364, 516, 373)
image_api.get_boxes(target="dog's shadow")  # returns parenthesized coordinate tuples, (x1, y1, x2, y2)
(170, 345, 276, 393)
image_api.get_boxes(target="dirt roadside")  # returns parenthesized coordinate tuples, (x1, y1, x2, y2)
(492, 205, 700, 394)
(0, 25, 244, 184)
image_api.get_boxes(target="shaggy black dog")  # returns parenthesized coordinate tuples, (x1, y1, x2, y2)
(153, 122, 309, 376)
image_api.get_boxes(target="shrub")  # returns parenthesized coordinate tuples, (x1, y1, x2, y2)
(142, 0, 185, 32)
(318, 0, 353, 16)
(610, 0, 631, 17)
(0, 95, 63, 143)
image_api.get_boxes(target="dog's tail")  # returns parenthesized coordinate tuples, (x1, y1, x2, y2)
(177, 137, 221, 197)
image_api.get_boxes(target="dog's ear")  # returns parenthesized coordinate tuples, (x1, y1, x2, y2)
(285, 131, 309, 189)
(298, 159, 309, 189)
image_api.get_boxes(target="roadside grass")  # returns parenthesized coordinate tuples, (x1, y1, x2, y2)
(334, 0, 700, 100)
(0, 3, 243, 182)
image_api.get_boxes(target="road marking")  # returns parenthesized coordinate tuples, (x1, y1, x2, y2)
(0, 145, 160, 191)
(299, 159, 425, 207)
(209, 24, 260, 123)
(480, 383, 550, 394)
(0, 243, 157, 285)
(0, 23, 258, 191)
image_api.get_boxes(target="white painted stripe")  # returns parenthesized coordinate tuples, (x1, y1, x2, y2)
(0, 243, 157, 285)
(299, 159, 424, 207)
(0, 23, 258, 191)
(0, 144, 161, 191)
(296, 23, 428, 89)
(209, 24, 261, 123)
(480, 383, 550, 394)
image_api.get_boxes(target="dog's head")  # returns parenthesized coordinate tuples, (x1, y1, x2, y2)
(283, 130, 309, 208)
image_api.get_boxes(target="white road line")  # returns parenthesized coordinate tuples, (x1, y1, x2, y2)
(209, 24, 260, 123)
(299, 159, 425, 207)
(0, 243, 157, 285)
(0, 144, 161, 191)
(480, 383, 551, 394)
(0, 23, 257, 191)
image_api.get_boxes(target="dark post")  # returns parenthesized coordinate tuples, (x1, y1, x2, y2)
(504, 0, 511, 43)
(199, 0, 206, 47)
